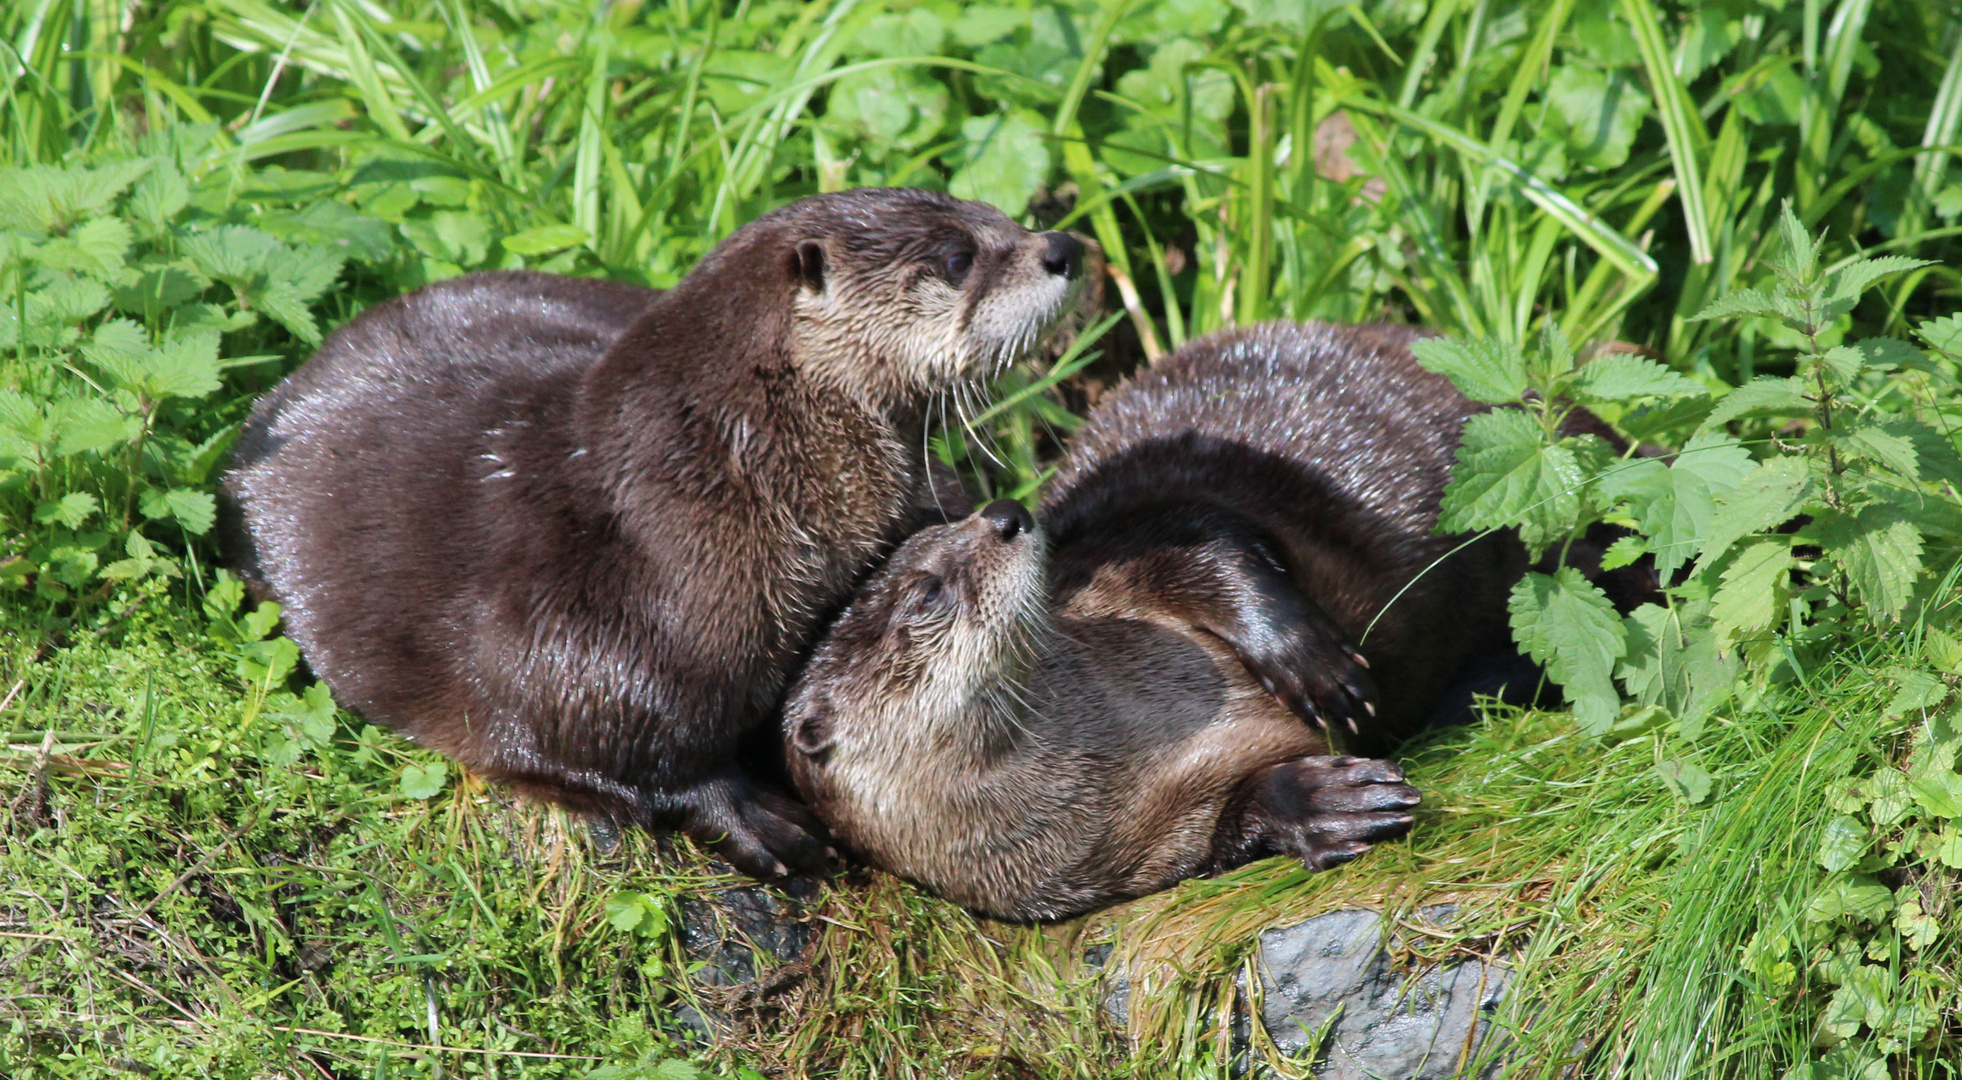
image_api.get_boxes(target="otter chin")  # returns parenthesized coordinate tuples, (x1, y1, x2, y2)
(784, 499, 1421, 923)
(224, 188, 1088, 879)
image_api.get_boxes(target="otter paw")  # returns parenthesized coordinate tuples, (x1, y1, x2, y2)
(1235, 624, 1379, 736)
(1251, 756, 1419, 871)
(682, 778, 832, 879)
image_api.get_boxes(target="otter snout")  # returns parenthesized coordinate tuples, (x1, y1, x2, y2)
(980, 498, 1034, 541)
(1041, 232, 1084, 279)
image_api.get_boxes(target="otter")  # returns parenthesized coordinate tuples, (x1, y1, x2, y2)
(786, 320, 1547, 920)
(782, 498, 1423, 922)
(225, 188, 1087, 878)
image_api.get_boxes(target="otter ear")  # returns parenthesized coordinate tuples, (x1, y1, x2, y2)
(793, 239, 827, 293)
(790, 703, 834, 758)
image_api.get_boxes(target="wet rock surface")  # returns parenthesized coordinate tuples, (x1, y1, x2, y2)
(1102, 906, 1511, 1078)
(673, 871, 821, 1038)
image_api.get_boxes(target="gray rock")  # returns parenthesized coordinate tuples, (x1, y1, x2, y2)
(1253, 907, 1509, 1079)
(672, 872, 820, 1040)
(1100, 907, 1512, 1079)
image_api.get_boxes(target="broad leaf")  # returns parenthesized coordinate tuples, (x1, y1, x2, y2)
(1440, 409, 1582, 553)
(1567, 353, 1705, 404)
(1822, 256, 1936, 317)
(1596, 433, 1752, 579)
(1699, 376, 1810, 431)
(1696, 456, 1812, 571)
(1915, 313, 1962, 357)
(1509, 568, 1627, 736)
(1809, 505, 1924, 619)
(1411, 336, 1530, 403)
(1710, 540, 1792, 642)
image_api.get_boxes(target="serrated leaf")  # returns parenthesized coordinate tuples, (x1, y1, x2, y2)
(1568, 353, 1704, 404)
(253, 278, 325, 344)
(1616, 602, 1737, 725)
(52, 397, 138, 456)
(1823, 256, 1937, 315)
(1598, 433, 1753, 579)
(1710, 540, 1792, 640)
(126, 161, 188, 237)
(1687, 288, 1783, 324)
(1441, 409, 1582, 553)
(1656, 759, 1713, 804)
(180, 225, 282, 284)
(1410, 336, 1530, 403)
(33, 491, 99, 528)
(1773, 203, 1817, 285)
(39, 216, 133, 280)
(139, 487, 216, 535)
(1699, 376, 1810, 431)
(1886, 669, 1950, 718)
(1833, 417, 1918, 480)
(1509, 568, 1627, 735)
(1696, 456, 1812, 571)
(1822, 966, 1894, 1039)
(501, 224, 591, 256)
(399, 761, 447, 800)
(145, 327, 223, 399)
(1908, 768, 1962, 818)
(1879, 416, 1962, 488)
(1816, 815, 1867, 871)
(1810, 506, 1924, 619)
(1862, 769, 1912, 827)
(1926, 628, 1962, 673)
(80, 318, 153, 387)
(1895, 898, 1940, 951)
(1914, 313, 1962, 357)
(1599, 534, 1646, 570)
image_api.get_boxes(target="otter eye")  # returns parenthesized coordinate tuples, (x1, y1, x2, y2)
(942, 250, 973, 284)
(916, 575, 946, 609)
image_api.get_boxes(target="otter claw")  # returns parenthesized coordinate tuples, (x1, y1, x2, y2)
(1350, 651, 1370, 669)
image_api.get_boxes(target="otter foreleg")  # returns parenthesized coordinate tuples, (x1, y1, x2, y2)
(1208, 756, 1420, 874)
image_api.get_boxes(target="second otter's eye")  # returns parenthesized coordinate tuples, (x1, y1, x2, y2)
(943, 251, 973, 284)
(917, 575, 946, 610)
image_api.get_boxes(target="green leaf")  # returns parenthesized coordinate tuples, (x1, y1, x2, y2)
(1822, 966, 1894, 1039)
(125, 161, 189, 238)
(139, 488, 217, 535)
(948, 110, 1052, 215)
(1616, 602, 1737, 724)
(1543, 66, 1650, 170)
(1886, 669, 1950, 719)
(1822, 256, 1936, 316)
(1803, 877, 1894, 924)
(1410, 336, 1529, 404)
(1440, 409, 1582, 553)
(1809, 505, 1924, 619)
(1699, 376, 1810, 431)
(1832, 416, 1918, 480)
(1509, 568, 1627, 736)
(1895, 897, 1940, 951)
(1567, 353, 1704, 404)
(1914, 313, 1962, 357)
(604, 892, 649, 934)
(1656, 758, 1713, 804)
(1696, 456, 1812, 571)
(501, 224, 591, 256)
(38, 216, 133, 280)
(237, 635, 299, 686)
(399, 761, 448, 800)
(1710, 540, 1792, 641)
(1815, 815, 1867, 872)
(33, 491, 100, 528)
(1597, 433, 1752, 579)
(147, 327, 223, 399)
(1686, 288, 1782, 324)
(53, 398, 139, 456)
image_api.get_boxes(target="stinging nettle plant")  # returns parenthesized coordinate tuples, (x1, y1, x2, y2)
(1412, 204, 1962, 739)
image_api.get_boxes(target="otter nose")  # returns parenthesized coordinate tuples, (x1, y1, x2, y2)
(979, 499, 1034, 541)
(1041, 232, 1082, 278)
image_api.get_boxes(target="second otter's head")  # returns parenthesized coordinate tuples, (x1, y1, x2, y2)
(695, 188, 1089, 405)
(784, 499, 1048, 804)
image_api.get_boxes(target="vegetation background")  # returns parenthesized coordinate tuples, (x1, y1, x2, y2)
(2, 0, 1961, 1076)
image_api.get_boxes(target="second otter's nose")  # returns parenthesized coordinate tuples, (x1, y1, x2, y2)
(1041, 232, 1083, 278)
(980, 499, 1034, 542)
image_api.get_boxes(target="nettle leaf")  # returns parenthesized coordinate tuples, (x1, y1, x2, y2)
(1815, 815, 1867, 872)
(1699, 376, 1810, 431)
(180, 225, 283, 284)
(1410, 336, 1529, 404)
(1822, 256, 1936, 317)
(1686, 288, 1783, 324)
(52, 397, 139, 456)
(1833, 415, 1918, 480)
(1597, 433, 1753, 580)
(37, 216, 133, 280)
(1772, 203, 1819, 286)
(125, 161, 189, 238)
(1710, 540, 1792, 642)
(1567, 353, 1704, 404)
(949, 110, 1052, 216)
(1914, 313, 1962, 357)
(1509, 568, 1627, 736)
(1440, 409, 1582, 552)
(1616, 602, 1737, 724)
(1879, 416, 1962, 488)
(146, 327, 223, 399)
(0, 160, 150, 233)
(33, 491, 99, 528)
(1885, 669, 1949, 718)
(255, 200, 394, 262)
(1808, 505, 1924, 619)
(1696, 456, 1812, 571)
(139, 487, 217, 535)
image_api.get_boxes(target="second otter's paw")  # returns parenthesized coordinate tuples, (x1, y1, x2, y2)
(1250, 756, 1420, 871)
(681, 775, 833, 880)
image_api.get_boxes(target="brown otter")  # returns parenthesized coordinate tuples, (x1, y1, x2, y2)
(782, 498, 1422, 922)
(224, 188, 1087, 878)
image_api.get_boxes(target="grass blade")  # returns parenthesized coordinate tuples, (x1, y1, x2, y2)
(1620, 0, 1712, 265)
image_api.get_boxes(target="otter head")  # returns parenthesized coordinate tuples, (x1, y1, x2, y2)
(784, 499, 1049, 804)
(722, 188, 1089, 406)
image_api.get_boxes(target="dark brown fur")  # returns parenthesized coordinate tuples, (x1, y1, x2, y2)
(225, 189, 1085, 876)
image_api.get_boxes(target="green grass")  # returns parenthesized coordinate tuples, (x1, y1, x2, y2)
(4, 0, 1962, 1076)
